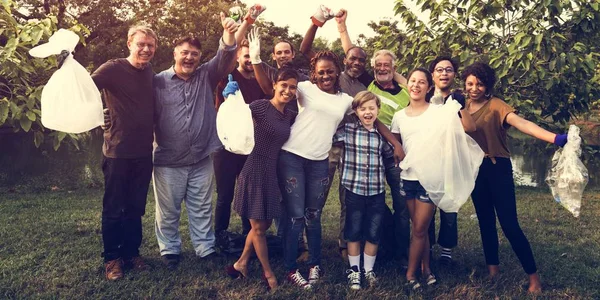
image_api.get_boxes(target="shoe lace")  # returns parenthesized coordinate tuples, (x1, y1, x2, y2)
(346, 269, 360, 283)
(366, 271, 377, 281)
(309, 265, 321, 279)
(289, 271, 309, 286)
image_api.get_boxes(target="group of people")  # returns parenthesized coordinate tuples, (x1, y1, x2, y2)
(91, 4, 568, 295)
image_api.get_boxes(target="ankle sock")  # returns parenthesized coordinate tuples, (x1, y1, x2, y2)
(348, 255, 360, 270)
(364, 253, 376, 272)
(441, 247, 452, 259)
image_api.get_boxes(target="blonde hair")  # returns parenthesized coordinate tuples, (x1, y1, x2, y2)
(352, 91, 381, 110)
(370, 49, 396, 67)
(127, 24, 158, 44)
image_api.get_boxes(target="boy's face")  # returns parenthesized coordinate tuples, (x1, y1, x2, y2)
(355, 99, 379, 128)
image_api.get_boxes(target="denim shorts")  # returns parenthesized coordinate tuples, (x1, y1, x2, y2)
(344, 189, 386, 244)
(399, 179, 433, 204)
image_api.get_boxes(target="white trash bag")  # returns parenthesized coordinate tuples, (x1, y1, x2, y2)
(545, 125, 588, 217)
(216, 86, 254, 155)
(400, 99, 485, 212)
(29, 29, 103, 133)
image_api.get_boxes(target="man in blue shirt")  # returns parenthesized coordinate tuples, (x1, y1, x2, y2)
(152, 13, 239, 269)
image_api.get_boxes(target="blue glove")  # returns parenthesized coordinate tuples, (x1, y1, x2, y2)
(554, 133, 568, 147)
(451, 90, 466, 109)
(222, 74, 239, 98)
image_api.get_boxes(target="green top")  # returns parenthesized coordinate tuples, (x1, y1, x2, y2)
(367, 81, 410, 127)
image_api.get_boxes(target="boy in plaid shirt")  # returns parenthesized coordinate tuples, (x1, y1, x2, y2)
(333, 91, 393, 290)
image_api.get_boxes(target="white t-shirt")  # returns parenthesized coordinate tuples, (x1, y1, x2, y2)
(282, 81, 353, 160)
(390, 104, 442, 180)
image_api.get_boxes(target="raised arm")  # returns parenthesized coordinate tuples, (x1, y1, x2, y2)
(505, 113, 559, 144)
(206, 13, 239, 86)
(247, 28, 273, 97)
(300, 5, 336, 60)
(335, 9, 353, 54)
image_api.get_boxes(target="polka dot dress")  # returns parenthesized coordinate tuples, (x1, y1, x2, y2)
(233, 99, 296, 220)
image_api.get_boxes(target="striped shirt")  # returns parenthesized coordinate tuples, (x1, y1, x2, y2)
(333, 120, 392, 196)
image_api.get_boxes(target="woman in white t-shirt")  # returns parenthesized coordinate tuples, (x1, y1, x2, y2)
(390, 68, 475, 291)
(278, 51, 354, 289)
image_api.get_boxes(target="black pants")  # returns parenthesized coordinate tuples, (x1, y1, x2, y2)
(101, 156, 152, 262)
(213, 148, 251, 234)
(471, 157, 537, 274)
(428, 209, 458, 249)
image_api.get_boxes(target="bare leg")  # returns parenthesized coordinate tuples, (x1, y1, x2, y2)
(233, 229, 254, 277)
(528, 273, 542, 294)
(406, 199, 435, 281)
(249, 219, 277, 290)
(364, 241, 379, 256)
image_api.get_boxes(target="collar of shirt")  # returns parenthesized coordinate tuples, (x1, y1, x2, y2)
(351, 119, 378, 133)
(167, 66, 199, 81)
(373, 79, 401, 94)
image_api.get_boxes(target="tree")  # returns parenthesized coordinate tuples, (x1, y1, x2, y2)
(389, 0, 600, 126)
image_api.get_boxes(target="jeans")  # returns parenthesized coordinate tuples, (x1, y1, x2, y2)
(213, 148, 251, 235)
(385, 156, 410, 262)
(101, 155, 153, 262)
(278, 151, 329, 271)
(153, 156, 216, 257)
(471, 157, 537, 274)
(322, 143, 347, 248)
(344, 189, 386, 244)
(428, 208, 458, 249)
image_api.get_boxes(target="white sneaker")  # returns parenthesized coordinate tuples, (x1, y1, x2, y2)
(287, 269, 312, 290)
(365, 270, 377, 287)
(308, 265, 322, 285)
(346, 267, 361, 290)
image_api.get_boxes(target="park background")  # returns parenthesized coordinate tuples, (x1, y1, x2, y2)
(1, 0, 599, 298)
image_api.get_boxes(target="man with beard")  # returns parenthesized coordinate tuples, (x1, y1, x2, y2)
(427, 56, 464, 267)
(92, 24, 157, 281)
(213, 38, 266, 251)
(152, 13, 239, 270)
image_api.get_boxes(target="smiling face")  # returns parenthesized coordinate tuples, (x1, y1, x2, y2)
(344, 48, 367, 78)
(465, 75, 487, 102)
(355, 99, 379, 129)
(237, 46, 253, 73)
(374, 54, 394, 86)
(127, 32, 156, 66)
(173, 42, 200, 79)
(272, 78, 298, 105)
(272, 42, 295, 68)
(407, 70, 432, 102)
(314, 59, 338, 94)
(432, 60, 456, 92)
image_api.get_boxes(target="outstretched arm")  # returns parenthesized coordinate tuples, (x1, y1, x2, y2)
(300, 5, 336, 60)
(505, 112, 557, 144)
(247, 28, 273, 97)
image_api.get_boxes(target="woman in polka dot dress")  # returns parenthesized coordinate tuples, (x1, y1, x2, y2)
(226, 68, 299, 291)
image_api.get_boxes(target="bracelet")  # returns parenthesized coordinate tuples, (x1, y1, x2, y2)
(338, 27, 347, 33)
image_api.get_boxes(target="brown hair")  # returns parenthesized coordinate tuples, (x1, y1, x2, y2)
(127, 24, 158, 44)
(172, 35, 201, 49)
(352, 91, 381, 110)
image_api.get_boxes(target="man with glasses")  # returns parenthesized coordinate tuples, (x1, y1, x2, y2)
(427, 56, 465, 267)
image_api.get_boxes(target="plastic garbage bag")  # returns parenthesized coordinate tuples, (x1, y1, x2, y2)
(545, 125, 588, 217)
(29, 29, 103, 133)
(216, 90, 255, 155)
(400, 99, 485, 212)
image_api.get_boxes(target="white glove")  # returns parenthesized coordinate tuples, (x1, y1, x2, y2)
(245, 4, 266, 24)
(248, 27, 262, 64)
(311, 5, 334, 27)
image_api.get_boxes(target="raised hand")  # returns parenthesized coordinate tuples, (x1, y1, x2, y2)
(248, 27, 262, 64)
(335, 8, 347, 24)
(311, 5, 334, 27)
(220, 12, 240, 34)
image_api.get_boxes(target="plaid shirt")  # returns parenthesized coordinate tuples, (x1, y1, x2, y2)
(333, 120, 393, 196)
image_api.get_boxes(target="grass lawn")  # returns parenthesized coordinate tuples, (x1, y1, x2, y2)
(1, 182, 599, 299)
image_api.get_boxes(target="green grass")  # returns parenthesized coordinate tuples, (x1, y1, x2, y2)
(1, 182, 599, 299)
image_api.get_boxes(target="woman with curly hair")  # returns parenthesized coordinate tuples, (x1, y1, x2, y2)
(463, 62, 567, 294)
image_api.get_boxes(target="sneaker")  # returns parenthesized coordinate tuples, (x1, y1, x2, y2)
(439, 256, 452, 267)
(287, 269, 312, 290)
(364, 270, 377, 287)
(105, 259, 123, 281)
(123, 256, 148, 271)
(162, 254, 180, 270)
(346, 266, 361, 290)
(425, 273, 438, 286)
(308, 265, 323, 285)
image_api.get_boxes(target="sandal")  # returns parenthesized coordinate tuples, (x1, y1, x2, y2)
(425, 273, 437, 286)
(405, 279, 421, 291)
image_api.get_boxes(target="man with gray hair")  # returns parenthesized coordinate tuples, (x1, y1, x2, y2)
(92, 24, 157, 281)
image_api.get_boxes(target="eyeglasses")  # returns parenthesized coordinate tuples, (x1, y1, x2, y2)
(434, 67, 455, 74)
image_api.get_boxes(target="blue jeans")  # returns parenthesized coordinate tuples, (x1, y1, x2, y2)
(153, 156, 216, 257)
(344, 189, 385, 244)
(278, 151, 329, 271)
(384, 157, 410, 261)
